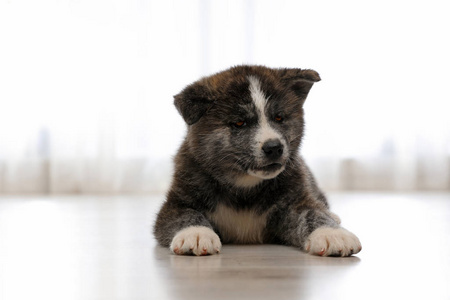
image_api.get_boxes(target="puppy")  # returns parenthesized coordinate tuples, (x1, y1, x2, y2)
(154, 65, 361, 257)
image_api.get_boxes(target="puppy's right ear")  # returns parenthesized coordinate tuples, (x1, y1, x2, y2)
(174, 83, 214, 125)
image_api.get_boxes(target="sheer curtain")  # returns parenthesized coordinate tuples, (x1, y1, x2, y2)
(0, 0, 449, 193)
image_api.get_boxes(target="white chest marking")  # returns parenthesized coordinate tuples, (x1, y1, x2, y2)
(207, 203, 269, 244)
(232, 173, 264, 188)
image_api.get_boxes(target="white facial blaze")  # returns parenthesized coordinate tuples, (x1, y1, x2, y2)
(248, 75, 267, 113)
(247, 75, 287, 180)
(248, 76, 282, 145)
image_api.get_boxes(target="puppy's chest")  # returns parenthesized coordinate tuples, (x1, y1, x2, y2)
(206, 203, 269, 244)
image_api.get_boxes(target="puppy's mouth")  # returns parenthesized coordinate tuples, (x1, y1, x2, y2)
(253, 163, 283, 173)
(247, 162, 285, 180)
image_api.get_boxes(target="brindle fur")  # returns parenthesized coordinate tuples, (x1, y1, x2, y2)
(154, 65, 360, 256)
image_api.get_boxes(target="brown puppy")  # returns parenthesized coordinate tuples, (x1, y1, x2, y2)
(154, 65, 361, 257)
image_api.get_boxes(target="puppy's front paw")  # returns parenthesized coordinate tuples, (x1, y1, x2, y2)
(305, 227, 362, 257)
(170, 226, 222, 256)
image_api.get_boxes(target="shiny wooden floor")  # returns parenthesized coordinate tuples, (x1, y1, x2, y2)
(0, 192, 449, 300)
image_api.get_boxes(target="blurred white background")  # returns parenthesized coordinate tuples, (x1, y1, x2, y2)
(0, 0, 449, 193)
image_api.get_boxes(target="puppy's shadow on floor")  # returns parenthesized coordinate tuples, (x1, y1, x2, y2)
(152, 244, 361, 299)
(153, 243, 361, 275)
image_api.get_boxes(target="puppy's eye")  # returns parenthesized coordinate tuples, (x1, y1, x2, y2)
(234, 121, 246, 128)
(274, 115, 283, 122)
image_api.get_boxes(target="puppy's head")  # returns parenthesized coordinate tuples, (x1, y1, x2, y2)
(174, 65, 320, 188)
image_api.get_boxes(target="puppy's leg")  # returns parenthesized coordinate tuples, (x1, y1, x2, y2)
(270, 207, 361, 257)
(153, 203, 221, 256)
(279, 160, 362, 256)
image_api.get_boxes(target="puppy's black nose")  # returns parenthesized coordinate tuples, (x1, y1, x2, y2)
(262, 140, 284, 160)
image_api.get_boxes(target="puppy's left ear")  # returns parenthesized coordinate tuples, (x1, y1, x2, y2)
(278, 68, 321, 102)
(174, 83, 214, 125)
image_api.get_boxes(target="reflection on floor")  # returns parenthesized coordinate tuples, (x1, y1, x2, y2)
(0, 192, 449, 300)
